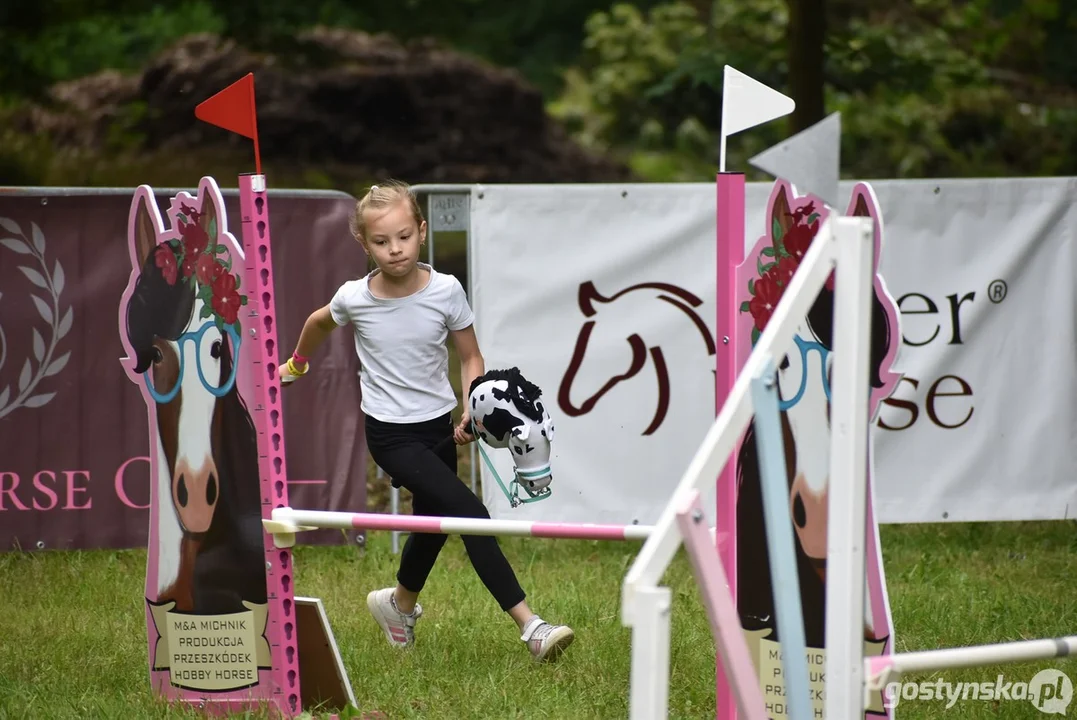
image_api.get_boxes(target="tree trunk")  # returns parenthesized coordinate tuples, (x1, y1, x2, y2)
(787, 0, 827, 133)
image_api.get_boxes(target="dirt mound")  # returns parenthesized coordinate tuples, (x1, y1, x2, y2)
(17, 28, 633, 184)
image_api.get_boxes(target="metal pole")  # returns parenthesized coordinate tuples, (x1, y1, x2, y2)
(414, 185, 478, 499)
(465, 189, 479, 497)
(426, 193, 435, 267)
(381, 466, 400, 554)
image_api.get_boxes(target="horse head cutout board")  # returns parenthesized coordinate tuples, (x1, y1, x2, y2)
(118, 174, 353, 717)
(724, 179, 903, 718)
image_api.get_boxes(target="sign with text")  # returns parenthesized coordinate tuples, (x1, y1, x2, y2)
(0, 187, 368, 552)
(151, 604, 271, 691)
(428, 193, 469, 232)
(745, 630, 888, 718)
(468, 177, 1077, 526)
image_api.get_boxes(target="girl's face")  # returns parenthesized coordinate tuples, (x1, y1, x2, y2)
(363, 200, 426, 278)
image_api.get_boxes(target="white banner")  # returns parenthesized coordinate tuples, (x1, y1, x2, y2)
(469, 178, 1077, 525)
(471, 184, 718, 525)
(866, 177, 1077, 523)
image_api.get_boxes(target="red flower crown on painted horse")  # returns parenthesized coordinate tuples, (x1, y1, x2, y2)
(153, 202, 248, 330)
(741, 200, 830, 345)
(737, 181, 903, 418)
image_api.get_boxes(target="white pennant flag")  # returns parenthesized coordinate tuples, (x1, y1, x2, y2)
(748, 112, 843, 210)
(720, 65, 795, 171)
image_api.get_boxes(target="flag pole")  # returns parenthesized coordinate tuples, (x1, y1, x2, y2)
(249, 76, 262, 176)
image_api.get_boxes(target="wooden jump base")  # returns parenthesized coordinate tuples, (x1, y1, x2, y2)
(263, 507, 654, 548)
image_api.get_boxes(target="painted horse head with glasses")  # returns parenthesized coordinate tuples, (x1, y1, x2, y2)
(119, 178, 266, 615)
(733, 179, 902, 670)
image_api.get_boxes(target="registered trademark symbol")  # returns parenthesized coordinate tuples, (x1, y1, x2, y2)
(987, 279, 1007, 304)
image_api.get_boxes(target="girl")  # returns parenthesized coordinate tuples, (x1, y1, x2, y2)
(277, 180, 575, 663)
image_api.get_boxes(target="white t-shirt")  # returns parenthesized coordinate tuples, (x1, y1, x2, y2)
(328, 263, 475, 423)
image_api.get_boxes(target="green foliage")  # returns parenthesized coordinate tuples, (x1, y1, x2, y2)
(0, 0, 669, 102)
(296, 0, 669, 97)
(549, 1, 793, 178)
(0, 2, 224, 99)
(551, 3, 693, 151)
(3, 0, 1077, 185)
(551, 0, 1077, 181)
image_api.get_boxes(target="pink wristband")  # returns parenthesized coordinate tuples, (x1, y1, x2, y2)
(292, 351, 309, 365)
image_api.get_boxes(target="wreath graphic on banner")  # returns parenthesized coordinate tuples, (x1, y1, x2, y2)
(0, 217, 74, 419)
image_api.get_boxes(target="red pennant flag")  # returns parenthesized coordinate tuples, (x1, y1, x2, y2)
(195, 73, 262, 174)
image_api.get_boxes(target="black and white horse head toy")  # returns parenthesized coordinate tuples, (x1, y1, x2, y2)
(467, 367, 555, 506)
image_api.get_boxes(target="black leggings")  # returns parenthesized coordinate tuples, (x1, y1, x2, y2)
(365, 412, 527, 612)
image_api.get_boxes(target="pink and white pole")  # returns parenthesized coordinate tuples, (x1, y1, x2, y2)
(714, 169, 744, 720)
(263, 507, 653, 547)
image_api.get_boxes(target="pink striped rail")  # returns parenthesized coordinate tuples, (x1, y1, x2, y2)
(268, 508, 653, 541)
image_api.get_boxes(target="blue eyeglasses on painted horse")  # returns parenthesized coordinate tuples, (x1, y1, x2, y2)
(779, 334, 832, 412)
(467, 367, 555, 508)
(144, 321, 242, 404)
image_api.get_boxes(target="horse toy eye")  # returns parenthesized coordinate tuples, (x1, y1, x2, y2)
(210, 340, 223, 360)
(152, 346, 164, 364)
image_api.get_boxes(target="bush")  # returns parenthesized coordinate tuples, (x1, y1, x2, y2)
(551, 0, 1077, 181)
(0, 3, 225, 100)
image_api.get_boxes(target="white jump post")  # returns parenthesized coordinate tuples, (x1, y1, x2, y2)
(824, 190, 876, 720)
(621, 212, 876, 720)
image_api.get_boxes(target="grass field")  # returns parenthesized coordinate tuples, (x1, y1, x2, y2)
(1, 521, 1075, 720)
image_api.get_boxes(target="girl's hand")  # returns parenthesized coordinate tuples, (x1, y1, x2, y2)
(279, 357, 308, 386)
(454, 411, 476, 445)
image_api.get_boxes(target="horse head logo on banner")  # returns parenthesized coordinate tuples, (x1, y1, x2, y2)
(118, 177, 272, 698)
(557, 280, 717, 436)
(734, 179, 902, 717)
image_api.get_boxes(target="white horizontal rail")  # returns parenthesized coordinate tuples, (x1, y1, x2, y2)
(267, 507, 654, 541)
(868, 636, 1077, 680)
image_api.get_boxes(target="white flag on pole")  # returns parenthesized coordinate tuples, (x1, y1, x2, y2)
(719, 65, 795, 172)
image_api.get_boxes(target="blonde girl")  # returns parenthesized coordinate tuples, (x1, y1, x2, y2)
(278, 181, 574, 662)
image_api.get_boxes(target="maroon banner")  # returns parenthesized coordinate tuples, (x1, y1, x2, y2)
(0, 186, 368, 550)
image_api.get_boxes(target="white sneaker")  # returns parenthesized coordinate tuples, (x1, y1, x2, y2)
(521, 616, 575, 663)
(366, 587, 422, 647)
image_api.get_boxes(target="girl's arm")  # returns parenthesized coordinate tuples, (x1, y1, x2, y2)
(451, 324, 484, 444)
(279, 304, 340, 383)
(295, 304, 340, 358)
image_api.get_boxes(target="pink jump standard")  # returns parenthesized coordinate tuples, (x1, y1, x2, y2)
(714, 170, 745, 720)
(121, 73, 359, 719)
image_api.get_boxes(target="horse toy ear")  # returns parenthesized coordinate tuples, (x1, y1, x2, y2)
(543, 416, 555, 442)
